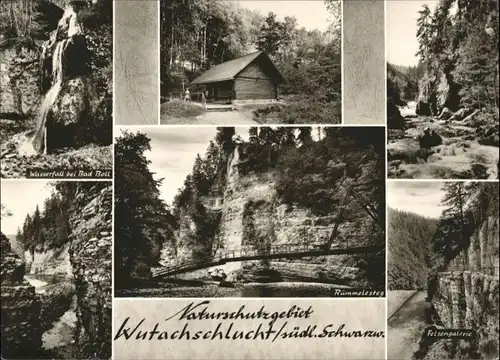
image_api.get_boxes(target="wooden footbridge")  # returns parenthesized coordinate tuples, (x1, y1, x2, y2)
(152, 178, 385, 279)
(151, 242, 384, 278)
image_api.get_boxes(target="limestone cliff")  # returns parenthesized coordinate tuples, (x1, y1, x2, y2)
(24, 243, 72, 277)
(0, 0, 63, 118)
(426, 188, 499, 359)
(68, 184, 112, 359)
(162, 145, 383, 288)
(0, 44, 42, 117)
(1, 232, 42, 358)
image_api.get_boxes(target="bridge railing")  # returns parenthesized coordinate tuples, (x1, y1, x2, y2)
(152, 238, 386, 278)
(154, 243, 337, 277)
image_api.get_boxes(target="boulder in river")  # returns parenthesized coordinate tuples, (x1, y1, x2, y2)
(416, 100, 432, 116)
(449, 108, 473, 122)
(418, 128, 443, 149)
(462, 110, 481, 127)
(208, 268, 228, 281)
(438, 107, 453, 120)
(387, 99, 405, 129)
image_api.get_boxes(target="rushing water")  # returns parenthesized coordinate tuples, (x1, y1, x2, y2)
(25, 276, 49, 292)
(31, 5, 82, 154)
(25, 274, 66, 294)
(25, 274, 77, 353)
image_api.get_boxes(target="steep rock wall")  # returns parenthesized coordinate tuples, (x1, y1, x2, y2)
(161, 145, 382, 287)
(24, 243, 72, 277)
(431, 214, 499, 357)
(68, 184, 112, 359)
(1, 233, 42, 358)
(162, 146, 380, 287)
(416, 65, 460, 116)
(0, 45, 41, 117)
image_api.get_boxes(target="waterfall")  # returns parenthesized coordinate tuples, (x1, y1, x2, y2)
(31, 6, 82, 154)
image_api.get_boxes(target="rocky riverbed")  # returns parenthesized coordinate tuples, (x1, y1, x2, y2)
(25, 275, 78, 358)
(388, 102, 499, 179)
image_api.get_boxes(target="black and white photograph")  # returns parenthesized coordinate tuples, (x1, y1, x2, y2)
(0, 0, 113, 178)
(387, 0, 499, 179)
(114, 0, 159, 125)
(387, 181, 499, 359)
(114, 126, 385, 298)
(0, 180, 112, 359)
(160, 0, 341, 125)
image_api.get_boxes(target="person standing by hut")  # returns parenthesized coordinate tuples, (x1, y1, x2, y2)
(184, 88, 191, 103)
(201, 90, 208, 110)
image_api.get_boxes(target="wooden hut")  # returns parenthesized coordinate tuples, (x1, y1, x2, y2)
(190, 51, 284, 102)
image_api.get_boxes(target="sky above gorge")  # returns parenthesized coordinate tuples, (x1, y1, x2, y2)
(388, 181, 445, 218)
(1, 181, 53, 234)
(238, 0, 332, 32)
(116, 127, 249, 206)
(386, 0, 439, 66)
(115, 126, 323, 206)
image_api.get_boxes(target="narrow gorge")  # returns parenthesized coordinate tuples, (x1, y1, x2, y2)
(161, 145, 382, 290)
(386, 0, 499, 179)
(387, 182, 499, 360)
(416, 183, 499, 360)
(115, 127, 385, 297)
(0, 181, 112, 359)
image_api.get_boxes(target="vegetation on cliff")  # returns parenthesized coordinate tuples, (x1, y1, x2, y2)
(415, 0, 499, 116)
(427, 182, 499, 273)
(0, 1, 113, 177)
(172, 126, 385, 287)
(413, 182, 499, 360)
(0, 0, 112, 100)
(14, 182, 108, 254)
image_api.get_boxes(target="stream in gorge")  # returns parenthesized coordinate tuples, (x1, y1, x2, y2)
(25, 274, 78, 358)
(388, 101, 499, 179)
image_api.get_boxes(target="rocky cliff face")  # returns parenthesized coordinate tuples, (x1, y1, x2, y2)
(430, 213, 499, 357)
(68, 184, 112, 359)
(0, 44, 42, 117)
(1, 1, 111, 157)
(1, 232, 42, 358)
(24, 244, 72, 277)
(416, 64, 461, 116)
(162, 146, 381, 287)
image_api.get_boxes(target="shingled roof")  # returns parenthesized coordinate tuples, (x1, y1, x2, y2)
(190, 51, 283, 85)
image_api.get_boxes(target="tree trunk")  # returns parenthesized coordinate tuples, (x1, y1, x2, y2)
(169, 11, 174, 69)
(203, 24, 207, 66)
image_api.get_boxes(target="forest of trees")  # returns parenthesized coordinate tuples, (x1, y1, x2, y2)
(388, 208, 438, 290)
(11, 182, 108, 254)
(387, 63, 420, 106)
(160, 0, 341, 122)
(415, 0, 499, 116)
(114, 131, 177, 285)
